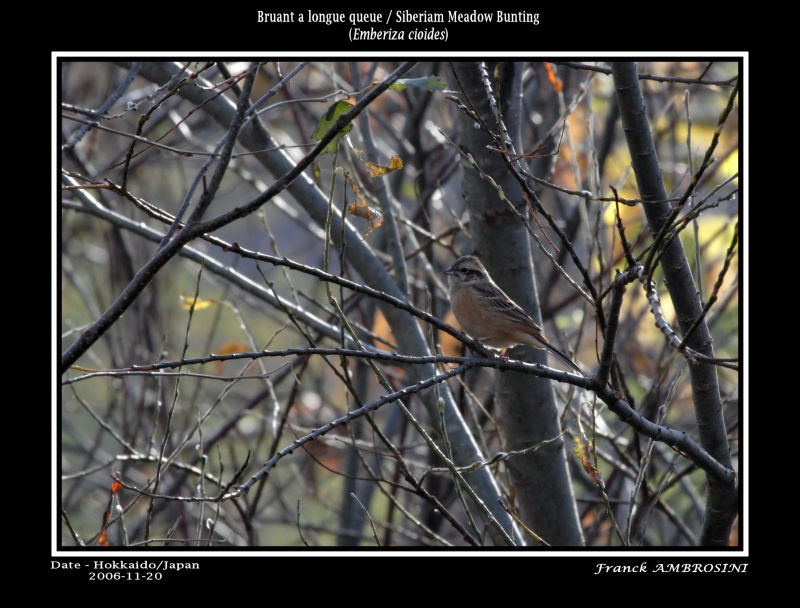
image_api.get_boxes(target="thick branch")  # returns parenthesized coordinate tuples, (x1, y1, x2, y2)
(612, 62, 737, 546)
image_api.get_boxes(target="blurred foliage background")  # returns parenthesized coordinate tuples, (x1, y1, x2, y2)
(60, 60, 739, 548)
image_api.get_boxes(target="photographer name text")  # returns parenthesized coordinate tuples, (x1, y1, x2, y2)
(594, 562, 748, 575)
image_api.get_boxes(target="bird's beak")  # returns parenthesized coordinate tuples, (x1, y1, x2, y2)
(443, 267, 454, 276)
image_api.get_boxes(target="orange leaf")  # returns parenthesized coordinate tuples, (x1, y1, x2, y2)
(216, 341, 248, 355)
(543, 62, 563, 93)
(371, 309, 395, 349)
(439, 310, 465, 361)
(98, 477, 122, 546)
(214, 341, 249, 375)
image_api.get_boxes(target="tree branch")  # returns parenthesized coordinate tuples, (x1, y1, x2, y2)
(612, 62, 737, 546)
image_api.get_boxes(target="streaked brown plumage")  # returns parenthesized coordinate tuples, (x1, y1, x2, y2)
(444, 255, 581, 373)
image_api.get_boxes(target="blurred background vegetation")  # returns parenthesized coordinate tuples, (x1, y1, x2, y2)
(60, 60, 739, 548)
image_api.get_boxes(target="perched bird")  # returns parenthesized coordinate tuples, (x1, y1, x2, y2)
(444, 255, 581, 373)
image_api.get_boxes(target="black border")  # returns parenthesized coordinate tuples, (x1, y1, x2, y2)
(53, 6, 749, 582)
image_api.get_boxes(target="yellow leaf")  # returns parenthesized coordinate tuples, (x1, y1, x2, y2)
(179, 292, 219, 311)
(389, 75, 446, 92)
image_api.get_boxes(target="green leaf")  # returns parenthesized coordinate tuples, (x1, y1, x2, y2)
(311, 100, 354, 156)
(389, 75, 445, 92)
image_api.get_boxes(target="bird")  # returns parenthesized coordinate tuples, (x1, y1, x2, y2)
(444, 255, 581, 373)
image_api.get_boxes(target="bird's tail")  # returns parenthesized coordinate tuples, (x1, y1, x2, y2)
(543, 342, 582, 373)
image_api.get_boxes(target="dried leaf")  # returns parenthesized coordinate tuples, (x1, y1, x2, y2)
(342, 171, 383, 236)
(348, 199, 383, 236)
(365, 156, 403, 177)
(573, 437, 602, 485)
